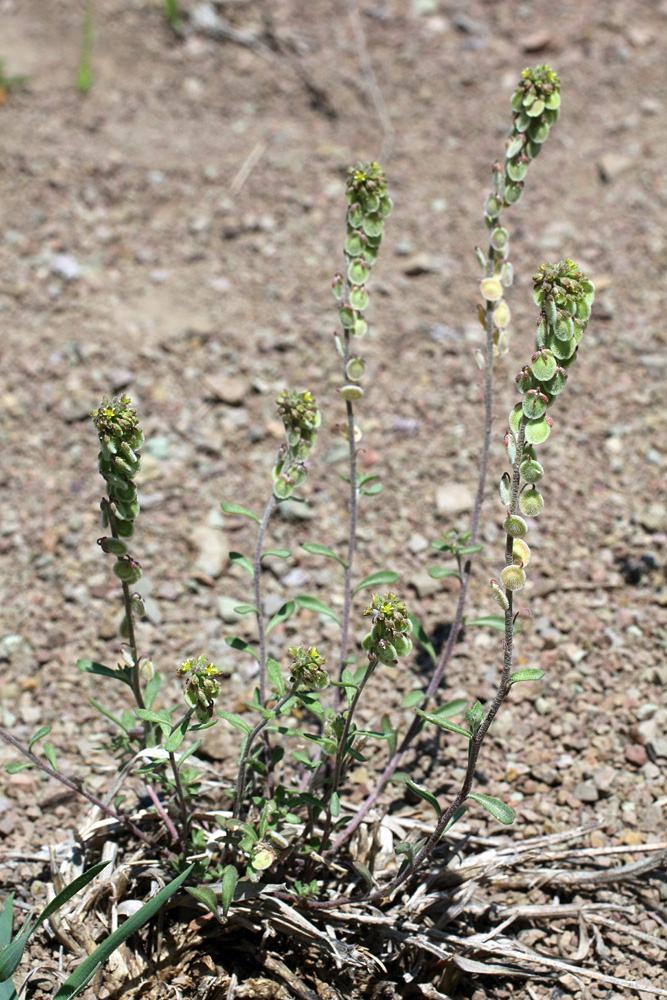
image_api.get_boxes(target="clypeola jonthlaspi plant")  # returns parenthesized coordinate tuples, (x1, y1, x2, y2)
(0, 61, 599, 987)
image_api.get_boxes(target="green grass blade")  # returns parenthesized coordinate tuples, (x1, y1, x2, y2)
(53, 865, 194, 999)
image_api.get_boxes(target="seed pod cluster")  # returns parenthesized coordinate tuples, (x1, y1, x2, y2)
(361, 593, 413, 666)
(503, 65, 561, 207)
(273, 389, 321, 500)
(288, 645, 328, 691)
(92, 394, 144, 583)
(477, 66, 560, 359)
(493, 258, 594, 603)
(333, 161, 392, 403)
(178, 654, 223, 722)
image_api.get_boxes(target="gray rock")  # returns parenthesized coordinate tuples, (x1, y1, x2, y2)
(573, 780, 599, 803)
(217, 596, 246, 624)
(407, 571, 440, 599)
(190, 526, 229, 578)
(436, 483, 473, 517)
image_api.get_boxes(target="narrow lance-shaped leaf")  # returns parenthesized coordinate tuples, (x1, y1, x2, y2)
(220, 864, 239, 918)
(405, 777, 441, 819)
(352, 570, 399, 594)
(185, 886, 219, 921)
(221, 503, 260, 524)
(468, 792, 515, 825)
(510, 668, 545, 685)
(229, 552, 255, 578)
(407, 613, 437, 665)
(261, 548, 291, 560)
(465, 615, 506, 633)
(265, 600, 296, 635)
(295, 595, 341, 624)
(428, 567, 461, 580)
(225, 636, 259, 660)
(301, 542, 348, 567)
(414, 709, 472, 739)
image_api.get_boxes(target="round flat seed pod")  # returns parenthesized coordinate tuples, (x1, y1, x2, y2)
(528, 119, 550, 143)
(339, 305, 356, 328)
(503, 514, 528, 539)
(522, 390, 547, 420)
(526, 98, 545, 117)
(507, 157, 528, 182)
(348, 258, 369, 285)
(509, 402, 524, 436)
(513, 538, 531, 567)
(531, 349, 557, 382)
(520, 487, 544, 517)
(501, 564, 526, 591)
(504, 181, 524, 204)
(362, 214, 384, 239)
(339, 384, 364, 401)
(545, 332, 576, 360)
(350, 286, 370, 311)
(554, 313, 575, 342)
(494, 300, 511, 328)
(348, 205, 364, 228)
(345, 231, 364, 256)
(481, 277, 503, 301)
(506, 135, 525, 159)
(524, 416, 551, 445)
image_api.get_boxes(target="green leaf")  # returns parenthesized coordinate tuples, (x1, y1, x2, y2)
(405, 777, 441, 819)
(217, 710, 251, 735)
(0, 863, 110, 983)
(266, 658, 285, 698)
(352, 861, 374, 889)
(295, 595, 341, 624)
(77, 659, 132, 687)
(330, 792, 341, 818)
(52, 866, 194, 999)
(261, 548, 291, 560)
(468, 793, 515, 825)
(185, 886, 220, 920)
(225, 637, 259, 660)
(380, 714, 397, 757)
(28, 727, 51, 752)
(427, 567, 461, 580)
(407, 613, 437, 665)
(301, 543, 347, 567)
(164, 716, 190, 753)
(221, 503, 260, 524)
(457, 544, 483, 555)
(360, 482, 383, 496)
(229, 552, 255, 578)
(510, 668, 545, 685)
(466, 615, 505, 632)
(402, 689, 426, 709)
(442, 805, 467, 834)
(43, 743, 58, 771)
(144, 672, 162, 711)
(5, 763, 31, 775)
(177, 740, 202, 768)
(135, 708, 171, 729)
(352, 570, 399, 595)
(432, 698, 468, 720)
(0, 894, 17, 1000)
(220, 865, 239, 918)
(266, 600, 296, 635)
(414, 709, 471, 739)
(233, 604, 258, 615)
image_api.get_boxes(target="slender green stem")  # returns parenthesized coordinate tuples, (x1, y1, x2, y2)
(254, 494, 277, 708)
(168, 751, 190, 849)
(233, 685, 297, 819)
(103, 499, 145, 713)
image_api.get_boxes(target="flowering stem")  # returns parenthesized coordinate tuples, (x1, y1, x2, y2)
(254, 494, 277, 708)
(233, 685, 297, 819)
(104, 499, 144, 713)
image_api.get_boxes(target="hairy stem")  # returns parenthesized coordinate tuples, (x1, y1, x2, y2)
(104, 499, 145, 713)
(233, 685, 297, 819)
(254, 494, 277, 708)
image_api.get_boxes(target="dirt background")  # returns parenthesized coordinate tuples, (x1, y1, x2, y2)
(1, 0, 666, 997)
